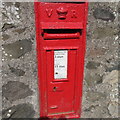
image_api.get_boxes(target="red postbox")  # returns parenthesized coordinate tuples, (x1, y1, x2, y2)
(34, 0, 88, 118)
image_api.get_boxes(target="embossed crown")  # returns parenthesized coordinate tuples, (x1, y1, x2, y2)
(57, 7, 68, 19)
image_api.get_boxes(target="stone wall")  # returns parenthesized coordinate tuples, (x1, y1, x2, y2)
(1, 2, 119, 119)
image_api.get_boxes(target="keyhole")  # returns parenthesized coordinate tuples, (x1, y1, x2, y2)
(53, 87, 57, 92)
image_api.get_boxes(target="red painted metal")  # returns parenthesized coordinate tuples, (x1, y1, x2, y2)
(34, 1, 88, 119)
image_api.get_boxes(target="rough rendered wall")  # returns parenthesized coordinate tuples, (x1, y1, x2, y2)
(1, 2, 119, 118)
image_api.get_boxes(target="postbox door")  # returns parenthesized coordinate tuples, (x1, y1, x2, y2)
(46, 49, 77, 115)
